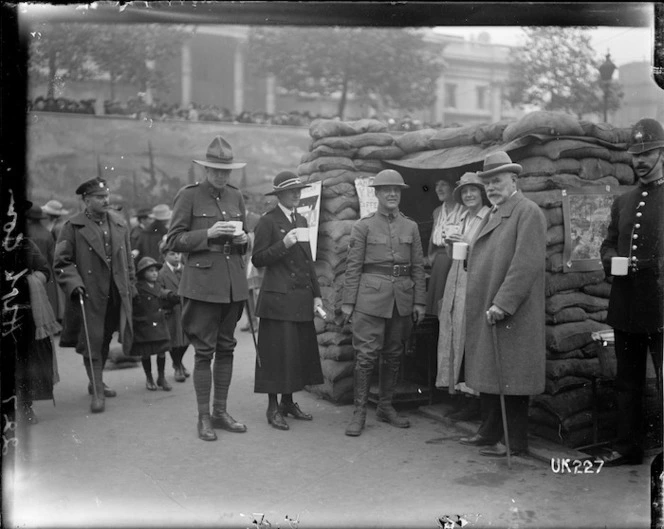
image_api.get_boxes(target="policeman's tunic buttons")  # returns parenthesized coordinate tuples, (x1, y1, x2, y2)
(642, 191, 648, 197)
(636, 212, 643, 217)
(635, 224, 641, 229)
(633, 245, 638, 250)
(633, 234, 638, 239)
(638, 202, 645, 207)
(632, 256, 638, 261)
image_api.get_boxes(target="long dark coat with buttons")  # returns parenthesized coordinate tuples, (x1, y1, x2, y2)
(54, 210, 136, 358)
(157, 264, 189, 348)
(251, 206, 323, 393)
(600, 181, 664, 333)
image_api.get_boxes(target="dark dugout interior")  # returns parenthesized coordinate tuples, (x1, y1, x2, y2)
(388, 162, 484, 255)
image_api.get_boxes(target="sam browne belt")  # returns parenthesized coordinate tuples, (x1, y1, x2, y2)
(362, 264, 412, 277)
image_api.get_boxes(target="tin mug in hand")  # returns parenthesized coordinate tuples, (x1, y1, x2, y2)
(611, 256, 629, 276)
(452, 242, 469, 260)
(295, 227, 310, 242)
(228, 221, 243, 235)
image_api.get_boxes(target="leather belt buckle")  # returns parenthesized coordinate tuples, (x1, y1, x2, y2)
(223, 243, 231, 256)
(392, 265, 400, 277)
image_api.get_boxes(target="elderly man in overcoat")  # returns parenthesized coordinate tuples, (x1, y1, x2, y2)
(599, 118, 664, 466)
(342, 169, 426, 437)
(460, 151, 547, 457)
(54, 177, 136, 413)
(166, 136, 249, 442)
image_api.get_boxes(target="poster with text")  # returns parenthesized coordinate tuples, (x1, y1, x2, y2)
(296, 181, 322, 260)
(355, 176, 378, 217)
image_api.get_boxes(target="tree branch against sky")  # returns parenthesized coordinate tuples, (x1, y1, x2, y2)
(247, 26, 444, 118)
(505, 27, 623, 119)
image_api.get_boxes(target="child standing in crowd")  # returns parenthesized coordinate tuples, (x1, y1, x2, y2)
(130, 257, 177, 391)
(157, 240, 190, 382)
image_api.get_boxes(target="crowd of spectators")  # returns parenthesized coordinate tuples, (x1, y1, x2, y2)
(28, 95, 442, 130)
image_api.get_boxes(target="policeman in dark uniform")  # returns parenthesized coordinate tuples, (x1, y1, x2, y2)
(600, 118, 664, 466)
(342, 169, 426, 437)
(166, 136, 250, 441)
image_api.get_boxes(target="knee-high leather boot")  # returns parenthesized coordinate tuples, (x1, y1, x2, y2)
(345, 368, 371, 436)
(376, 359, 409, 428)
(211, 356, 247, 432)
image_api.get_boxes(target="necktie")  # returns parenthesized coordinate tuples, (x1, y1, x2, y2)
(291, 211, 297, 225)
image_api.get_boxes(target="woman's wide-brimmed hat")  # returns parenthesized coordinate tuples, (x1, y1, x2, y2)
(136, 256, 162, 276)
(265, 171, 311, 196)
(149, 204, 172, 221)
(42, 199, 70, 217)
(193, 136, 247, 170)
(478, 151, 522, 179)
(453, 172, 489, 205)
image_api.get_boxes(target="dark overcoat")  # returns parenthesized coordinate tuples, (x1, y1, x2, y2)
(131, 280, 172, 344)
(157, 264, 189, 348)
(166, 180, 249, 303)
(464, 192, 547, 396)
(27, 219, 60, 320)
(600, 181, 664, 333)
(252, 206, 321, 320)
(54, 210, 136, 358)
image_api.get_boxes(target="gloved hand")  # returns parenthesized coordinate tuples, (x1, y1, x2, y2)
(72, 285, 87, 300)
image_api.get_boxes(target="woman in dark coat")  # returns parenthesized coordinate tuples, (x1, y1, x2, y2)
(251, 171, 324, 431)
(17, 224, 61, 424)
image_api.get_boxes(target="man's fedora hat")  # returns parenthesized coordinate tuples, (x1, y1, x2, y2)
(453, 172, 489, 205)
(136, 256, 162, 276)
(628, 118, 664, 154)
(193, 136, 247, 170)
(369, 169, 410, 188)
(149, 204, 172, 221)
(265, 171, 311, 196)
(76, 177, 110, 196)
(478, 151, 522, 179)
(42, 199, 70, 217)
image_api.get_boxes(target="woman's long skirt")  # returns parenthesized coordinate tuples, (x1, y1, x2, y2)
(254, 319, 323, 394)
(425, 249, 454, 316)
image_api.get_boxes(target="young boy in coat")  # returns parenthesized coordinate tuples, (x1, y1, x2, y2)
(130, 257, 178, 391)
(157, 241, 190, 382)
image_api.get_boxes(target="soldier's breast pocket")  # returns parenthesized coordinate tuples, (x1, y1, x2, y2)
(396, 235, 413, 254)
(192, 206, 219, 229)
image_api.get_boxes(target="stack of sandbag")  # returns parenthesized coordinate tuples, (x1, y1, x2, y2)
(502, 111, 634, 447)
(299, 118, 399, 403)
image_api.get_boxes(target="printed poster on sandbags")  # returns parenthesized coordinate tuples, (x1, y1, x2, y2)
(296, 181, 322, 260)
(355, 176, 378, 217)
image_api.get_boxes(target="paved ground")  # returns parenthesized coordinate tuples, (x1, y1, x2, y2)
(4, 315, 658, 529)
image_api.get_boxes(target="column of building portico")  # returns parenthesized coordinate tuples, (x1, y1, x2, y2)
(490, 82, 503, 122)
(181, 40, 192, 108)
(434, 72, 446, 127)
(234, 42, 245, 115)
(265, 75, 276, 115)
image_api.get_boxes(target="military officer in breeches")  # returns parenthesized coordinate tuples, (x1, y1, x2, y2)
(342, 169, 426, 437)
(600, 118, 664, 466)
(166, 136, 250, 441)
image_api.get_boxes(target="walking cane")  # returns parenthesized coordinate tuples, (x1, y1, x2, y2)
(244, 299, 261, 368)
(79, 292, 99, 401)
(491, 324, 512, 470)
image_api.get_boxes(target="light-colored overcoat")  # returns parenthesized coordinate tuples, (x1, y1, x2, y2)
(54, 210, 136, 358)
(464, 191, 546, 395)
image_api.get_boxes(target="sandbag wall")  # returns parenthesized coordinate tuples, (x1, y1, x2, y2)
(297, 112, 655, 450)
(298, 118, 401, 403)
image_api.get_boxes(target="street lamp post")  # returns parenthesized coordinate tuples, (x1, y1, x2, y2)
(598, 51, 617, 123)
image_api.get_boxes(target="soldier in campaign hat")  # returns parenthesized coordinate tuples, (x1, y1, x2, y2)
(342, 169, 426, 437)
(165, 136, 250, 441)
(54, 177, 137, 413)
(600, 118, 664, 466)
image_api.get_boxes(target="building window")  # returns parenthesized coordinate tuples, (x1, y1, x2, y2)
(445, 83, 457, 108)
(476, 86, 488, 110)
